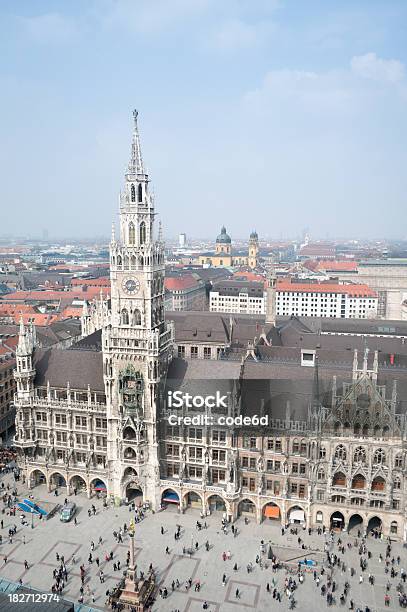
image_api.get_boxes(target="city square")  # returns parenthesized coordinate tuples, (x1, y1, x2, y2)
(1, 471, 407, 611)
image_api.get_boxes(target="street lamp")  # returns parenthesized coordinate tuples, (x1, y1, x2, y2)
(31, 508, 34, 529)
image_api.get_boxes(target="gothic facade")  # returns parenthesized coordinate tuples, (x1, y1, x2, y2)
(13, 112, 407, 541)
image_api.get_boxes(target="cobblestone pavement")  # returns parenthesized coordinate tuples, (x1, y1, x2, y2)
(0, 472, 406, 611)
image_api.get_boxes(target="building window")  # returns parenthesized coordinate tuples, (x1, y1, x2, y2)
(166, 444, 180, 458)
(129, 222, 135, 245)
(188, 466, 202, 479)
(121, 308, 129, 325)
(212, 469, 226, 484)
(139, 222, 146, 245)
(75, 416, 87, 429)
(95, 418, 107, 430)
(373, 448, 386, 465)
(191, 346, 198, 359)
(212, 430, 226, 445)
(189, 428, 202, 442)
(212, 450, 226, 465)
(203, 347, 211, 360)
(334, 444, 347, 462)
(178, 346, 185, 358)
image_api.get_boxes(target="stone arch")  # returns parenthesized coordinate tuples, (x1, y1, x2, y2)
(28, 468, 47, 488)
(123, 447, 137, 460)
(69, 474, 87, 494)
(287, 505, 306, 525)
(89, 478, 107, 497)
(123, 467, 138, 480)
(123, 426, 137, 441)
(237, 498, 256, 518)
(133, 309, 141, 326)
(373, 447, 386, 466)
(124, 481, 143, 503)
(393, 476, 401, 491)
(348, 513, 364, 533)
(371, 476, 385, 492)
(207, 494, 227, 513)
(139, 222, 146, 245)
(367, 516, 382, 534)
(353, 446, 367, 464)
(351, 474, 366, 489)
(334, 444, 347, 462)
(330, 511, 345, 530)
(121, 308, 129, 325)
(332, 471, 346, 487)
(262, 501, 281, 523)
(183, 490, 203, 512)
(128, 222, 135, 245)
(161, 488, 180, 508)
(49, 471, 66, 491)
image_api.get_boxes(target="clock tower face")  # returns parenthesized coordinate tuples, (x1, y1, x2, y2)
(122, 277, 140, 295)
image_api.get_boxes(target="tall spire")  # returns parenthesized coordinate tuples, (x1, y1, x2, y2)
(128, 109, 145, 175)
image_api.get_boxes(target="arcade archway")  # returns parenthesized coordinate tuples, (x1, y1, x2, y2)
(125, 482, 143, 503)
(238, 499, 256, 518)
(29, 469, 47, 488)
(348, 514, 363, 533)
(330, 511, 345, 530)
(207, 494, 226, 513)
(90, 478, 107, 498)
(69, 475, 87, 494)
(288, 505, 305, 525)
(49, 472, 66, 491)
(262, 502, 281, 522)
(161, 489, 180, 509)
(184, 491, 202, 511)
(367, 516, 382, 535)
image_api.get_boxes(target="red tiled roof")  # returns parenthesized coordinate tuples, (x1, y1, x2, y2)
(0, 335, 18, 356)
(1, 287, 110, 302)
(165, 276, 200, 291)
(59, 306, 83, 319)
(317, 261, 358, 272)
(232, 271, 265, 283)
(277, 280, 377, 297)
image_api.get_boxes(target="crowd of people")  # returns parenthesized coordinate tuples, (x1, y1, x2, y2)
(2, 464, 407, 611)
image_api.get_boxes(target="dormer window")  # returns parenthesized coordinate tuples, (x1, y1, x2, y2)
(301, 349, 315, 367)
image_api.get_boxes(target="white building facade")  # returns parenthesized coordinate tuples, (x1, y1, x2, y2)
(276, 282, 378, 319)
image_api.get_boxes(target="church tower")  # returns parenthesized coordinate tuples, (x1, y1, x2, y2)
(103, 110, 173, 507)
(248, 230, 259, 269)
(265, 268, 277, 325)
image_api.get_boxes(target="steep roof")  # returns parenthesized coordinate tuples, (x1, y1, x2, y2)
(33, 347, 104, 391)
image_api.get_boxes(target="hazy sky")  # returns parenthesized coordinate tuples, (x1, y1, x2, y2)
(0, 0, 406, 240)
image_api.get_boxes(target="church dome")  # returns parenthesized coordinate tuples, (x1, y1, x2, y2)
(250, 230, 258, 240)
(216, 226, 231, 244)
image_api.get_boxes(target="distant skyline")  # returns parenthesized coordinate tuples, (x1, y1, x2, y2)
(1, 0, 406, 239)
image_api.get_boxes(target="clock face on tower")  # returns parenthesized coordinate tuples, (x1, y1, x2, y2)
(122, 278, 140, 295)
